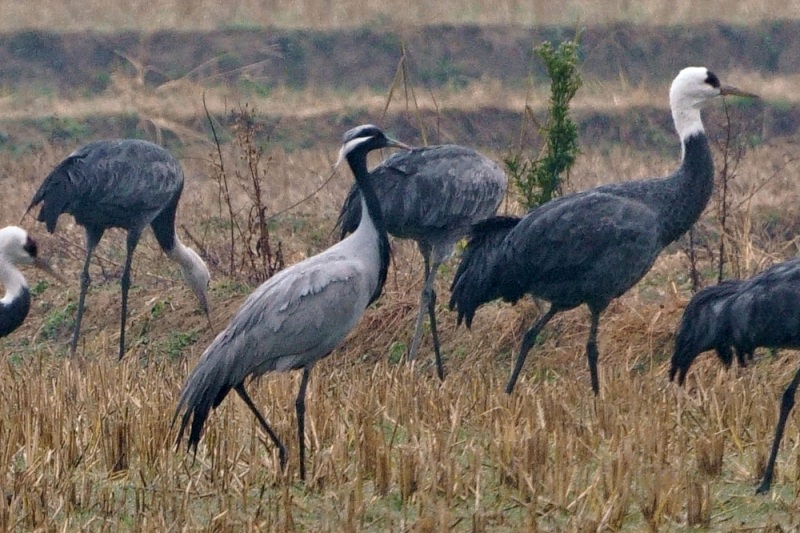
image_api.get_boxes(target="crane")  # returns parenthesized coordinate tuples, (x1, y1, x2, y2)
(174, 124, 409, 481)
(449, 67, 757, 395)
(24, 139, 211, 359)
(670, 257, 800, 494)
(336, 144, 507, 379)
(0, 226, 62, 338)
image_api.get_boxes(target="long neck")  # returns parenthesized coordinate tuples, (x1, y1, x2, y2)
(347, 152, 391, 304)
(659, 132, 714, 244)
(0, 260, 31, 337)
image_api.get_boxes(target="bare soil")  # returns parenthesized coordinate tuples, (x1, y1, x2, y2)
(0, 21, 796, 151)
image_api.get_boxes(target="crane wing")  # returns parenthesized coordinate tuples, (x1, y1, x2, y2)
(497, 191, 663, 305)
(336, 145, 507, 241)
(29, 140, 184, 231)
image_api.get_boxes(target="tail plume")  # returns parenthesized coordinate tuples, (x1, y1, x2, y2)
(669, 280, 742, 384)
(449, 215, 520, 328)
(27, 158, 77, 233)
(172, 345, 235, 452)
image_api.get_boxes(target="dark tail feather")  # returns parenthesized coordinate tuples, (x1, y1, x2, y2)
(335, 183, 362, 240)
(669, 280, 742, 384)
(449, 215, 521, 328)
(27, 159, 77, 233)
(172, 354, 234, 453)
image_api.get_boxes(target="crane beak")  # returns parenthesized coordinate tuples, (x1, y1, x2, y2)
(719, 85, 759, 99)
(385, 137, 412, 151)
(32, 256, 66, 284)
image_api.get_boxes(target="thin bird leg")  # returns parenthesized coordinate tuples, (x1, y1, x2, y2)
(407, 252, 432, 363)
(235, 383, 287, 473)
(118, 228, 142, 360)
(505, 305, 559, 394)
(756, 364, 800, 494)
(408, 252, 444, 372)
(70, 229, 103, 356)
(586, 309, 602, 396)
(427, 282, 444, 381)
(295, 365, 313, 482)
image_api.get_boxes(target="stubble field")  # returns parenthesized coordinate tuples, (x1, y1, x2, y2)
(1, 3, 800, 532)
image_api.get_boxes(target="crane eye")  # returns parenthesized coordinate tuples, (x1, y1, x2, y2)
(23, 236, 38, 258)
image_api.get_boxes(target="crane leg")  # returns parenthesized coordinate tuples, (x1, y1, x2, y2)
(505, 306, 558, 394)
(118, 229, 142, 360)
(408, 256, 444, 380)
(70, 229, 103, 356)
(586, 310, 601, 396)
(427, 287, 444, 381)
(295, 365, 313, 482)
(235, 383, 287, 474)
(757, 365, 800, 494)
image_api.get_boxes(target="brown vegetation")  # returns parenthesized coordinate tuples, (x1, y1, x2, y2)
(1, 126, 799, 529)
(1, 6, 800, 531)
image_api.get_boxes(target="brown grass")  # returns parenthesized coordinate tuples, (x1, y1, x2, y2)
(2, 131, 800, 530)
(0, 0, 798, 31)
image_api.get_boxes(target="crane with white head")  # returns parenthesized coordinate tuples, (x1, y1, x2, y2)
(450, 67, 757, 395)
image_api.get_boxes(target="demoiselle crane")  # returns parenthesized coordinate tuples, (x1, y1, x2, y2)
(174, 124, 409, 481)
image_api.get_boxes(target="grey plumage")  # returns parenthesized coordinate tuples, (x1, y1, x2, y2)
(174, 124, 408, 481)
(337, 144, 507, 379)
(449, 67, 757, 395)
(669, 257, 800, 494)
(25, 139, 211, 359)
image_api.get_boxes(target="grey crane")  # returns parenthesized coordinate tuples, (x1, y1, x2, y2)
(669, 279, 747, 377)
(24, 139, 211, 359)
(336, 144, 507, 379)
(173, 124, 409, 481)
(0, 226, 63, 338)
(669, 257, 800, 494)
(449, 67, 757, 395)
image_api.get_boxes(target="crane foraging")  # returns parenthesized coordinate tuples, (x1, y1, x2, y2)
(336, 145, 507, 380)
(449, 66, 757, 395)
(174, 125, 409, 481)
(24, 139, 211, 359)
(669, 257, 800, 494)
(0, 226, 63, 338)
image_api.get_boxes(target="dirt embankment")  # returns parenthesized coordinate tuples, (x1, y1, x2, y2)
(0, 20, 796, 150)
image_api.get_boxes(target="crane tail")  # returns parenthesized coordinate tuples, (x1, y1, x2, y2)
(334, 183, 362, 240)
(173, 344, 236, 453)
(28, 161, 77, 233)
(669, 280, 742, 384)
(449, 215, 521, 328)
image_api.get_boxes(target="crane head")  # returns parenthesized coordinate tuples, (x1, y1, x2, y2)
(0, 226, 65, 283)
(335, 124, 410, 168)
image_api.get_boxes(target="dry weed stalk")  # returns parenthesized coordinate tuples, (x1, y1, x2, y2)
(206, 102, 285, 283)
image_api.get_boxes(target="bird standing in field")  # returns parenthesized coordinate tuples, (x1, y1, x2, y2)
(450, 67, 757, 395)
(669, 257, 800, 494)
(174, 124, 409, 481)
(0, 226, 63, 338)
(24, 139, 211, 359)
(669, 279, 745, 375)
(337, 144, 507, 379)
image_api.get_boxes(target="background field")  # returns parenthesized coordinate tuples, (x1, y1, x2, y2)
(1, 2, 800, 531)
